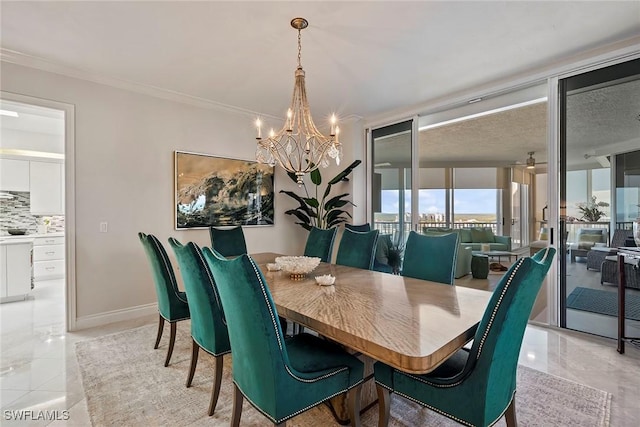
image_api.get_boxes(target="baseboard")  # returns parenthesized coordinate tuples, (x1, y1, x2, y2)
(74, 303, 157, 330)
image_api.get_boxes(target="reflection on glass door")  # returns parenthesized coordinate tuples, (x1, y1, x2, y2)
(371, 120, 413, 243)
(511, 183, 522, 248)
(560, 58, 640, 337)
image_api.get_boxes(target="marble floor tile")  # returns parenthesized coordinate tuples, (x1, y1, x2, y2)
(1, 277, 639, 426)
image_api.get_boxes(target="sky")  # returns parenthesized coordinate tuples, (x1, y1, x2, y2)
(381, 189, 498, 215)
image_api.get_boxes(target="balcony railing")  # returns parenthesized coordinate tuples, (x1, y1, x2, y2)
(373, 221, 498, 236)
(374, 220, 634, 246)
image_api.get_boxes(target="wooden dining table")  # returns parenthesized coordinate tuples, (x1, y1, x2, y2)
(251, 252, 493, 421)
(253, 252, 492, 372)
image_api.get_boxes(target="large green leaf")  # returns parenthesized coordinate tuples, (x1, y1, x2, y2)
(303, 198, 320, 208)
(284, 209, 311, 224)
(310, 168, 322, 186)
(279, 190, 314, 216)
(324, 193, 350, 210)
(327, 160, 362, 185)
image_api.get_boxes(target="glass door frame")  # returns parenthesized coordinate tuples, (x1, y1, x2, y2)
(367, 116, 419, 242)
(556, 55, 640, 329)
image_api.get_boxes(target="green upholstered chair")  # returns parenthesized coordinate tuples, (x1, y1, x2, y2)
(202, 250, 365, 427)
(374, 247, 556, 427)
(303, 226, 338, 263)
(402, 231, 460, 285)
(345, 224, 395, 273)
(209, 226, 247, 257)
(138, 232, 190, 367)
(168, 238, 231, 416)
(345, 223, 371, 232)
(336, 228, 380, 270)
(209, 225, 288, 333)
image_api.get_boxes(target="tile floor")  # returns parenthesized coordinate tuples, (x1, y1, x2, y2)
(1, 277, 639, 426)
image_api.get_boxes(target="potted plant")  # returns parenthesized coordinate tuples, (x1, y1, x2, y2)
(280, 160, 361, 230)
(386, 238, 405, 275)
(576, 196, 609, 222)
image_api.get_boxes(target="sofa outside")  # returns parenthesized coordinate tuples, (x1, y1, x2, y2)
(423, 227, 512, 278)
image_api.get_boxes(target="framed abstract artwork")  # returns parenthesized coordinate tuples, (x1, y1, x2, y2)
(174, 151, 274, 229)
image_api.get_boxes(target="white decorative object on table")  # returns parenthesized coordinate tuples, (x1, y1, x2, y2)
(315, 274, 336, 286)
(266, 263, 281, 271)
(275, 256, 321, 279)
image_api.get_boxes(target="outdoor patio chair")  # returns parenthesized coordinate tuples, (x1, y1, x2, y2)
(569, 228, 607, 262)
(586, 229, 633, 271)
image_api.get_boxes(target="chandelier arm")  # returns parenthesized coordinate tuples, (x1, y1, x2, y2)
(254, 17, 341, 182)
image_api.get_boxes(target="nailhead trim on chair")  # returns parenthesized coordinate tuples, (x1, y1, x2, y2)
(376, 381, 516, 427)
(475, 257, 525, 358)
(392, 257, 526, 389)
(376, 251, 548, 426)
(247, 257, 351, 383)
(248, 257, 284, 351)
(159, 312, 190, 322)
(238, 379, 363, 425)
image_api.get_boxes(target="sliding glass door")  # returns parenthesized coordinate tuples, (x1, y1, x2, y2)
(371, 120, 414, 243)
(560, 58, 640, 337)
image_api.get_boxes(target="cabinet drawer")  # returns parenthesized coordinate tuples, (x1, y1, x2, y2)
(33, 244, 64, 261)
(34, 236, 65, 246)
(34, 260, 65, 280)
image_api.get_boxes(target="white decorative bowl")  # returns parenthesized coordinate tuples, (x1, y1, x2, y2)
(266, 263, 281, 271)
(315, 274, 336, 286)
(275, 256, 321, 279)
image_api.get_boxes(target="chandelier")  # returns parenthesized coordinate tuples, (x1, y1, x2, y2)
(255, 17, 342, 185)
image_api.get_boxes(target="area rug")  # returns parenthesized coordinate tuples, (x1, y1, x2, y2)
(567, 286, 640, 321)
(76, 324, 611, 427)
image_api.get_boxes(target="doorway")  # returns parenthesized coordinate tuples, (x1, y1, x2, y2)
(0, 92, 76, 331)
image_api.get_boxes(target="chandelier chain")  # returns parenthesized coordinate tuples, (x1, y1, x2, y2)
(297, 29, 302, 68)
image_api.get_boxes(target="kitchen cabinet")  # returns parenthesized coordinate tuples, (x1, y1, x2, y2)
(30, 161, 64, 215)
(0, 158, 30, 191)
(0, 240, 33, 303)
(33, 235, 65, 280)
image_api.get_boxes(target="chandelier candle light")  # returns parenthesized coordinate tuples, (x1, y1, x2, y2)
(255, 18, 342, 185)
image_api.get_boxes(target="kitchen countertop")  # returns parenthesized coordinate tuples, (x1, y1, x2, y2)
(0, 238, 35, 245)
(0, 232, 65, 242)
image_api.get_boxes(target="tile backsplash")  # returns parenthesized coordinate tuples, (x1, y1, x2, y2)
(0, 191, 65, 235)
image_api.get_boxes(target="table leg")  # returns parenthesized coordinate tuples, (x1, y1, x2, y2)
(327, 354, 377, 424)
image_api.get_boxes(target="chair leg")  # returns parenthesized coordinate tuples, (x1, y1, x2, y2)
(505, 397, 517, 427)
(231, 383, 243, 427)
(164, 321, 177, 367)
(376, 384, 390, 427)
(186, 339, 199, 387)
(154, 314, 164, 349)
(208, 355, 224, 416)
(347, 384, 363, 427)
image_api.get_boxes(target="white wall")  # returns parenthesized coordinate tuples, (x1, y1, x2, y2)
(1, 128, 64, 153)
(1, 61, 308, 323)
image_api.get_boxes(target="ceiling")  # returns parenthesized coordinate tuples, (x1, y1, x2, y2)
(374, 76, 640, 170)
(1, 2, 639, 166)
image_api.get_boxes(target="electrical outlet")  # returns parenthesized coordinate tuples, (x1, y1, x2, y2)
(99, 222, 108, 233)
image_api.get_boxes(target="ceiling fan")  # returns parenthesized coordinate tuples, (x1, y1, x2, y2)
(510, 152, 547, 169)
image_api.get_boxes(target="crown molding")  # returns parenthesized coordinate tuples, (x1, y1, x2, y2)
(1, 48, 364, 123)
(0, 48, 285, 120)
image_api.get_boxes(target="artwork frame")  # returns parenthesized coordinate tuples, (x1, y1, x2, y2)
(174, 150, 274, 229)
